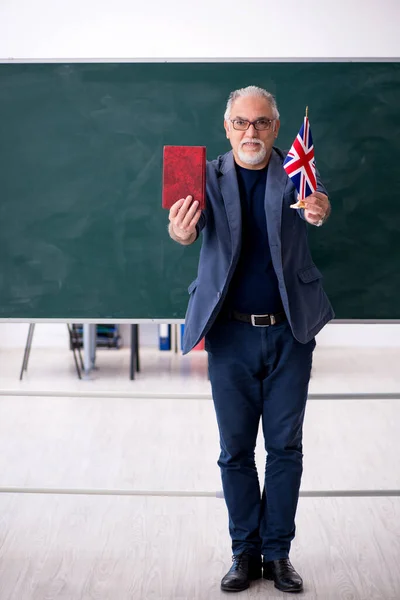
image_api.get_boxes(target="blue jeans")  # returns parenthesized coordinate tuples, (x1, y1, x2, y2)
(206, 317, 315, 561)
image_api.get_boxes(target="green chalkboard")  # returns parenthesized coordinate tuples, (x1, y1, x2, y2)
(0, 62, 399, 319)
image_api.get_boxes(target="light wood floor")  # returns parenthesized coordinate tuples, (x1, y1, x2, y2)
(0, 345, 399, 599)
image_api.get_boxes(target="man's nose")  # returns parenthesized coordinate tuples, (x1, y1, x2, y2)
(246, 123, 258, 135)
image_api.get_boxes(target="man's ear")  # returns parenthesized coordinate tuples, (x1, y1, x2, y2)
(273, 119, 281, 139)
(224, 120, 230, 139)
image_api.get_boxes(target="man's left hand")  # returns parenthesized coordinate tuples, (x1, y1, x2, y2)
(303, 192, 330, 226)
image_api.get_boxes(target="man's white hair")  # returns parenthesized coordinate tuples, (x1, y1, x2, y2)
(224, 85, 280, 122)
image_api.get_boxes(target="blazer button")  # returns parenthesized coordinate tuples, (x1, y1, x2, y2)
(217, 292, 221, 299)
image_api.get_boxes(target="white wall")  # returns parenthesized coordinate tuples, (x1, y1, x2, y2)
(0, 0, 399, 349)
(0, 0, 399, 60)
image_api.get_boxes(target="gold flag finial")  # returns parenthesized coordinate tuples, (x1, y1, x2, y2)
(305, 106, 309, 118)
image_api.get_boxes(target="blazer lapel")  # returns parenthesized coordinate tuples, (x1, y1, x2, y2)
(218, 151, 242, 259)
(264, 148, 287, 248)
(218, 149, 286, 260)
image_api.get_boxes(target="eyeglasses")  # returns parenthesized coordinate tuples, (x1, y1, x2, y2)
(230, 118, 275, 131)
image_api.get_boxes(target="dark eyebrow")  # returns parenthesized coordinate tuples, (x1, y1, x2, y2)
(233, 116, 271, 121)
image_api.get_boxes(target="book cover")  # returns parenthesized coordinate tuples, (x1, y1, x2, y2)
(162, 145, 206, 210)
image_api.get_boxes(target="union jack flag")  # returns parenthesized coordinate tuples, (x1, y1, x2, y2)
(283, 116, 317, 201)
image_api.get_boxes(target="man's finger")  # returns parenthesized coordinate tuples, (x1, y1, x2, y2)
(182, 195, 193, 210)
(177, 195, 195, 220)
(304, 199, 324, 211)
(304, 192, 328, 204)
(169, 197, 186, 219)
(181, 201, 199, 229)
(303, 196, 320, 206)
(170, 195, 194, 218)
(304, 200, 323, 209)
(188, 209, 202, 230)
(307, 191, 327, 202)
(305, 213, 323, 224)
(305, 207, 324, 216)
(312, 191, 328, 201)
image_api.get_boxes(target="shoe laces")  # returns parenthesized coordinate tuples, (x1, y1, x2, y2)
(277, 558, 295, 573)
(231, 553, 248, 571)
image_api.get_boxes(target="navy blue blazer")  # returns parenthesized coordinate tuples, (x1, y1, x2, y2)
(182, 147, 334, 355)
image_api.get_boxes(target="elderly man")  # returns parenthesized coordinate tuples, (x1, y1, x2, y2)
(168, 85, 333, 594)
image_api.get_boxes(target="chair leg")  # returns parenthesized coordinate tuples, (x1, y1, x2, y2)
(67, 324, 82, 379)
(19, 323, 35, 380)
(72, 324, 85, 370)
(135, 324, 140, 372)
(130, 324, 136, 380)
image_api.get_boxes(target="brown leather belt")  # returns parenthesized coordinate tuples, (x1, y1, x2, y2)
(230, 310, 287, 327)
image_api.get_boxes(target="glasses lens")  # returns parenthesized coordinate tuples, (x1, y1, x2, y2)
(254, 119, 271, 130)
(232, 120, 249, 130)
(232, 119, 272, 131)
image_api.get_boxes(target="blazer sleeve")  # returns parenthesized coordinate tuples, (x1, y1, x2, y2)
(298, 167, 329, 223)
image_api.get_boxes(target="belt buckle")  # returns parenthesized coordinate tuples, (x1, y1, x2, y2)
(250, 313, 275, 327)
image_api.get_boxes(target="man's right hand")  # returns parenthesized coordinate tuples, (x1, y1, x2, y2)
(169, 195, 202, 243)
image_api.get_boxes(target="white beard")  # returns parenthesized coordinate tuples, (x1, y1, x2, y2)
(237, 138, 267, 166)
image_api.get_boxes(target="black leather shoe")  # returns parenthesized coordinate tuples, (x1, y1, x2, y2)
(221, 553, 262, 592)
(263, 558, 303, 593)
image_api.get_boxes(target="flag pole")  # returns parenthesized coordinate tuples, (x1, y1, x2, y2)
(305, 106, 308, 118)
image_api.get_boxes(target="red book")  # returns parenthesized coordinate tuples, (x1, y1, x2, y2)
(162, 145, 206, 210)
